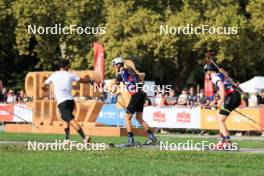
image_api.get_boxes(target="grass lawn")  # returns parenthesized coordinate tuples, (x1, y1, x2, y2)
(0, 132, 264, 176)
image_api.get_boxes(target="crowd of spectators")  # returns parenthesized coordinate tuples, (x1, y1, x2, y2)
(2, 76, 264, 109)
(0, 88, 27, 104)
(147, 86, 264, 109)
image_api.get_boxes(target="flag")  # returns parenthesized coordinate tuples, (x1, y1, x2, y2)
(204, 51, 214, 97)
(93, 42, 104, 81)
(204, 75, 214, 97)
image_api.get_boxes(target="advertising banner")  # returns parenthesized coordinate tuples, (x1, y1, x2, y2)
(201, 108, 261, 131)
(0, 104, 33, 122)
(143, 106, 201, 128)
(0, 104, 14, 122)
(13, 104, 33, 122)
(259, 107, 264, 130)
(96, 104, 140, 127)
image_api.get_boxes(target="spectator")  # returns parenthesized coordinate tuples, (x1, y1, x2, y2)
(17, 89, 26, 103)
(188, 87, 198, 106)
(1, 88, 7, 102)
(0, 92, 3, 102)
(0, 80, 3, 92)
(0, 92, 3, 103)
(241, 93, 249, 107)
(257, 90, 264, 106)
(155, 90, 166, 106)
(165, 89, 177, 106)
(6, 89, 16, 104)
(198, 89, 210, 108)
(248, 92, 258, 107)
(178, 89, 188, 106)
(0, 81, 4, 102)
(240, 94, 247, 108)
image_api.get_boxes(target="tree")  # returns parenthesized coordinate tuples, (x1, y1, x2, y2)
(12, 0, 105, 70)
(0, 0, 37, 89)
(1, 0, 264, 89)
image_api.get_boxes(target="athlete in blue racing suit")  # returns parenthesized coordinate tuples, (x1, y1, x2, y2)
(204, 64, 241, 150)
(112, 57, 157, 146)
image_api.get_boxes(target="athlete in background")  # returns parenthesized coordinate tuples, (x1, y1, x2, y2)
(111, 57, 157, 146)
(204, 64, 241, 149)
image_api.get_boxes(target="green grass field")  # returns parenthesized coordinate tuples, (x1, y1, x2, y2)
(0, 132, 264, 176)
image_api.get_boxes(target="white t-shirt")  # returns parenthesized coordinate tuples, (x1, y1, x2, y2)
(178, 94, 188, 105)
(248, 95, 258, 107)
(7, 95, 16, 104)
(45, 71, 80, 105)
(155, 94, 163, 106)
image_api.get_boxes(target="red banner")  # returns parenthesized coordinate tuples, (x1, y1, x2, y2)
(93, 42, 105, 81)
(204, 76, 214, 96)
(0, 104, 14, 122)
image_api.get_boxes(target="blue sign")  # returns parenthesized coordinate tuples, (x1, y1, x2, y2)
(96, 104, 140, 127)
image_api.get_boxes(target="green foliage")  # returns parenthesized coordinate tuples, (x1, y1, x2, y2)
(12, 0, 105, 70)
(0, 0, 263, 88)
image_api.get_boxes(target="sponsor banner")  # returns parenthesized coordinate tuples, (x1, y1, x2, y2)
(0, 104, 14, 122)
(143, 106, 201, 129)
(96, 104, 140, 127)
(0, 104, 33, 122)
(201, 108, 261, 131)
(13, 104, 33, 122)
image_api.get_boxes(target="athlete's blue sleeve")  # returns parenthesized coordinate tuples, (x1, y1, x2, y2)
(120, 70, 129, 82)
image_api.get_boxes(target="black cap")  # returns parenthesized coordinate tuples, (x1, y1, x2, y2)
(204, 64, 218, 72)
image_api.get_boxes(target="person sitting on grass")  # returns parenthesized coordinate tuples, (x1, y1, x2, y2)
(42, 60, 93, 144)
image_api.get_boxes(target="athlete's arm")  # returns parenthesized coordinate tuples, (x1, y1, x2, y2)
(111, 74, 123, 93)
(42, 76, 53, 92)
(70, 73, 94, 84)
(111, 85, 118, 93)
(41, 84, 49, 92)
(79, 76, 94, 84)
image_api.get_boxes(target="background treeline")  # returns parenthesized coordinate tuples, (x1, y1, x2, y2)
(0, 0, 263, 90)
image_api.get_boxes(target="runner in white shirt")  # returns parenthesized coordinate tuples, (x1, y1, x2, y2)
(42, 60, 93, 144)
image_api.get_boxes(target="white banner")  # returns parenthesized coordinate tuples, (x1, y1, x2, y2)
(13, 104, 33, 122)
(143, 106, 201, 129)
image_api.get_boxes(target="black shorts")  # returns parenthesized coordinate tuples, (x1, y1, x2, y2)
(219, 91, 241, 116)
(126, 90, 146, 114)
(58, 100, 75, 122)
